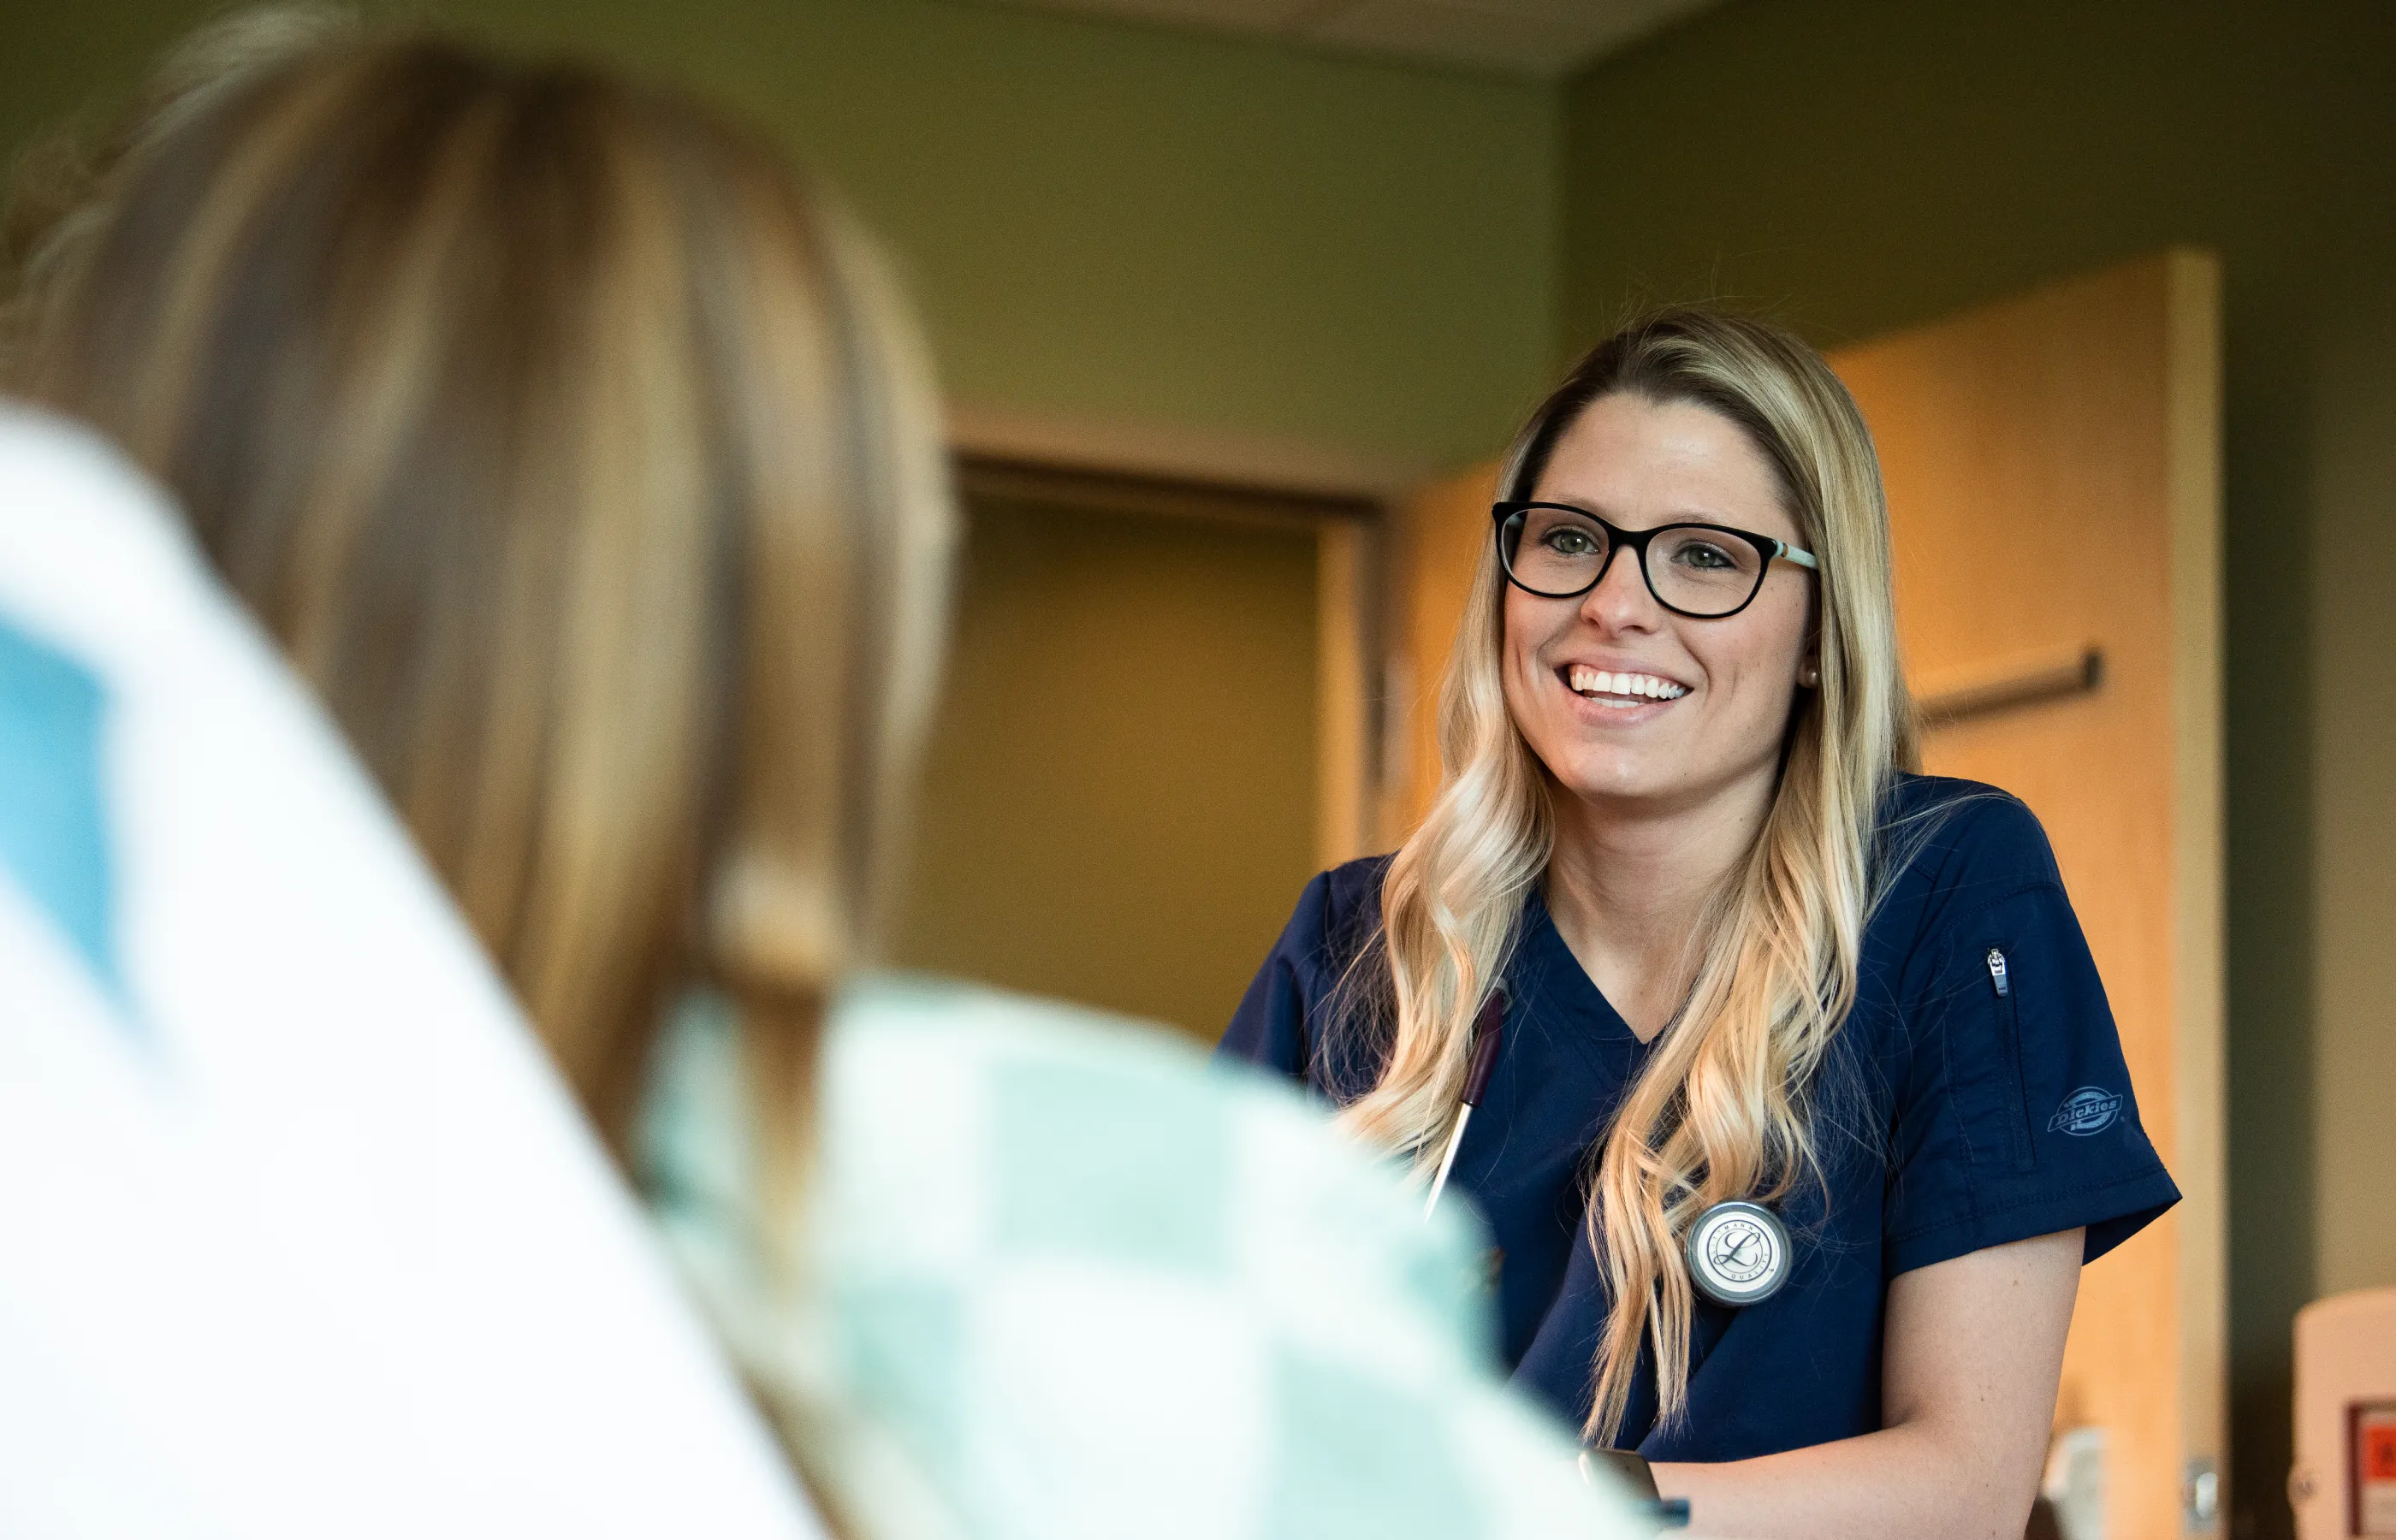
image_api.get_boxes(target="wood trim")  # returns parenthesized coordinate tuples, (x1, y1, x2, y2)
(955, 453, 1374, 529)
(946, 400, 1427, 502)
(2165, 246, 2229, 1520)
(1317, 522, 1371, 868)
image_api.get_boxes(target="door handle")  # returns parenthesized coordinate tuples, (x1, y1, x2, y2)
(1917, 644, 2104, 727)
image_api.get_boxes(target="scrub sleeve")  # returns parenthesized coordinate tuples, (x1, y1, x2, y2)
(1885, 865, 2176, 1273)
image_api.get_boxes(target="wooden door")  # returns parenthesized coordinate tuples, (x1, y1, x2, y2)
(1380, 460, 1499, 844)
(1385, 252, 2225, 1538)
(1832, 251, 2225, 1540)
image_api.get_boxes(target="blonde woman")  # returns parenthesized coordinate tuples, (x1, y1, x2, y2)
(1221, 312, 2180, 1537)
(5, 18, 1631, 1539)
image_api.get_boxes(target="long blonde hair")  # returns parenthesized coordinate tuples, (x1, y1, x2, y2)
(1338, 310, 1917, 1442)
(3, 15, 952, 1241)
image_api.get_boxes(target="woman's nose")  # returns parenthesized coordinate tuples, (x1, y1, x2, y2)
(1579, 544, 1660, 631)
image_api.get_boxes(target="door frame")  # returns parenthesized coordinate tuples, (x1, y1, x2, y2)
(946, 402, 1416, 870)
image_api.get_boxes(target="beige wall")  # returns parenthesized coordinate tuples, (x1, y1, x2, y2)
(1557, 5, 2396, 1534)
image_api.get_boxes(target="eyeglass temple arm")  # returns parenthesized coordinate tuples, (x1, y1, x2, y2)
(1775, 541, 1819, 571)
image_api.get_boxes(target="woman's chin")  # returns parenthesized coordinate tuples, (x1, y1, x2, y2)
(1544, 757, 1677, 809)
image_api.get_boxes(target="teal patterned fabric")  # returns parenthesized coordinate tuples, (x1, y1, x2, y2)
(641, 976, 1631, 1540)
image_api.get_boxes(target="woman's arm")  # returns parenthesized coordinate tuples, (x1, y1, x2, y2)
(1648, 1228, 2082, 1540)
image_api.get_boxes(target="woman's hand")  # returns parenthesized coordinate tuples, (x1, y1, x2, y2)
(1646, 1228, 2083, 1540)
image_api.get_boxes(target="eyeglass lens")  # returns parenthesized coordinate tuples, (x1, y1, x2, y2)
(1501, 506, 1765, 616)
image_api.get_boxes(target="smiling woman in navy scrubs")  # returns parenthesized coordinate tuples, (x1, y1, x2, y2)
(1220, 310, 2179, 1537)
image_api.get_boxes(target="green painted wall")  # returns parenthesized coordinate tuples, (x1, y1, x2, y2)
(3, 0, 1557, 467)
(1559, 5, 2396, 1536)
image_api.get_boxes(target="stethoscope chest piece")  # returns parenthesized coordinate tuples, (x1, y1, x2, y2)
(1685, 1200, 1792, 1307)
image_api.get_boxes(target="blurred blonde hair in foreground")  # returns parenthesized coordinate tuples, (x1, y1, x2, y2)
(4, 10, 955, 1201)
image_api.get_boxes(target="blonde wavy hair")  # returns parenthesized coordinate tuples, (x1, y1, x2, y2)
(1336, 310, 1918, 1442)
(3, 17, 953, 1500)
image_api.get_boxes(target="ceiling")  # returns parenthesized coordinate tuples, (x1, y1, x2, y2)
(980, 0, 1726, 80)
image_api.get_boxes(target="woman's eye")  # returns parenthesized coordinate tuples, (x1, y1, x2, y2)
(1544, 529, 1598, 555)
(1675, 541, 1736, 570)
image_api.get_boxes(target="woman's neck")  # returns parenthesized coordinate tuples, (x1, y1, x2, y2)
(1542, 774, 1776, 1043)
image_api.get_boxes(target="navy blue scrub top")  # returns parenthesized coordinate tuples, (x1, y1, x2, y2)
(1217, 774, 2180, 1459)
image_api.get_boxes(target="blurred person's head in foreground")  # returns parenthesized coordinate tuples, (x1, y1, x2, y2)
(5, 11, 954, 1199)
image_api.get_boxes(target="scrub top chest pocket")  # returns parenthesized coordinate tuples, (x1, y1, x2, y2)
(1978, 941, 2037, 1172)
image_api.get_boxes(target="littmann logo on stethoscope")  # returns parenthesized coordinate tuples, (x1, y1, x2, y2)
(2048, 1087, 2123, 1136)
(1705, 1217, 1776, 1285)
(1686, 1200, 1791, 1306)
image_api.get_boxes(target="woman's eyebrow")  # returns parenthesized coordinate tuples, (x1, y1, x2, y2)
(1536, 497, 1754, 529)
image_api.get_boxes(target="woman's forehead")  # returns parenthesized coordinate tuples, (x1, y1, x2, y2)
(1532, 394, 1797, 541)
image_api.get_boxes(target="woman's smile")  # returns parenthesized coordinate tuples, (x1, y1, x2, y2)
(1561, 664, 1690, 704)
(1551, 660, 1694, 725)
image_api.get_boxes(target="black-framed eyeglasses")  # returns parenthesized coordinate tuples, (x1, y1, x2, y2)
(1492, 501, 1820, 619)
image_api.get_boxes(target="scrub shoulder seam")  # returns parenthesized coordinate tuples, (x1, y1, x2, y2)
(1924, 879, 2070, 970)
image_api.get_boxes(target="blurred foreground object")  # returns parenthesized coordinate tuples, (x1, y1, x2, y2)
(645, 977, 1646, 1540)
(2291, 1288, 2396, 1540)
(0, 405, 819, 1538)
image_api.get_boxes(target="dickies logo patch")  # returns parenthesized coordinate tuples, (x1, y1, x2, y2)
(2049, 1087, 2123, 1136)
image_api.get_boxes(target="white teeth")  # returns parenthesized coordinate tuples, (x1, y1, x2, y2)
(1567, 666, 1687, 702)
